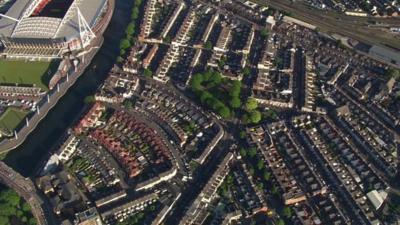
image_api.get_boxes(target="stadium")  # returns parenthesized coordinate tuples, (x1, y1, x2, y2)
(0, 0, 114, 60)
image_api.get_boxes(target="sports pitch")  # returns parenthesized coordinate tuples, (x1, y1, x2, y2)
(0, 60, 59, 90)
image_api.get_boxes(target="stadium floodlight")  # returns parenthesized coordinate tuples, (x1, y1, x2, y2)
(0, 13, 20, 22)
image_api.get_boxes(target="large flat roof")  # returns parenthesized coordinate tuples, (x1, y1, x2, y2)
(0, 0, 107, 40)
(0, 0, 31, 37)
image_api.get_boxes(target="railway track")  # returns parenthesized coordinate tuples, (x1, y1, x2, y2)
(253, 0, 400, 49)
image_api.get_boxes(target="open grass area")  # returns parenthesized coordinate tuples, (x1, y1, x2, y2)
(0, 108, 29, 133)
(0, 60, 60, 91)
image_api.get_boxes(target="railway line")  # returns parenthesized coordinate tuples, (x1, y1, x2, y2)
(253, 0, 400, 49)
(0, 161, 58, 225)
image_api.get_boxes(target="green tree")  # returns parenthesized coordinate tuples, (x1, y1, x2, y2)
(120, 49, 126, 56)
(209, 71, 222, 86)
(204, 41, 213, 50)
(123, 99, 133, 109)
(217, 106, 231, 119)
(249, 110, 262, 123)
(239, 131, 246, 139)
(134, 0, 142, 7)
(230, 80, 241, 97)
(200, 91, 212, 104)
(282, 206, 293, 218)
(242, 67, 251, 76)
(28, 218, 37, 225)
(229, 97, 241, 109)
(218, 56, 226, 68)
(84, 95, 95, 104)
(143, 68, 152, 77)
(260, 28, 269, 38)
(0, 216, 9, 225)
(248, 166, 255, 175)
(263, 109, 278, 120)
(248, 147, 257, 158)
(273, 58, 283, 67)
(226, 173, 234, 185)
(131, 7, 139, 20)
(239, 147, 247, 157)
(277, 219, 285, 225)
(387, 68, 400, 80)
(271, 185, 279, 195)
(21, 216, 28, 223)
(257, 158, 264, 170)
(125, 22, 136, 36)
(116, 56, 124, 63)
(242, 113, 251, 124)
(263, 171, 271, 181)
(163, 35, 172, 43)
(119, 38, 131, 50)
(190, 73, 204, 90)
(245, 98, 258, 111)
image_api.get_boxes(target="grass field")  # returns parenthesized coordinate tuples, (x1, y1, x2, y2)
(0, 60, 60, 90)
(0, 107, 29, 133)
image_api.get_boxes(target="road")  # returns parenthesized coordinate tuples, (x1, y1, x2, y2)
(0, 161, 58, 225)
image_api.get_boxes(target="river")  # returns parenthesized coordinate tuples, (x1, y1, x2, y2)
(3, 0, 134, 177)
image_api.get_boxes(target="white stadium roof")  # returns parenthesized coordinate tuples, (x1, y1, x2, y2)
(0, 0, 107, 40)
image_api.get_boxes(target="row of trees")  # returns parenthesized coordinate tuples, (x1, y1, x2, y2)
(0, 187, 36, 225)
(117, 0, 143, 62)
